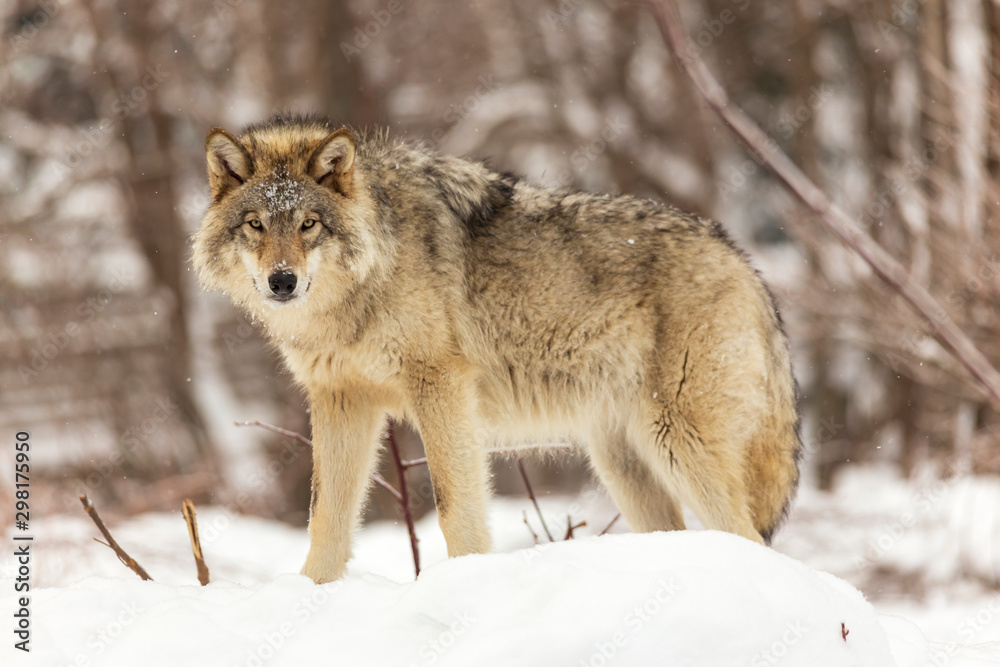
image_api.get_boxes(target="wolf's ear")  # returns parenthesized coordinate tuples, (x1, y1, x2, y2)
(307, 129, 356, 197)
(206, 128, 252, 199)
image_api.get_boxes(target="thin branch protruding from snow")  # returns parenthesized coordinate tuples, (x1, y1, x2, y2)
(181, 499, 210, 586)
(387, 419, 421, 578)
(78, 494, 153, 581)
(517, 457, 555, 542)
(599, 513, 621, 536)
(564, 516, 587, 540)
(522, 510, 540, 544)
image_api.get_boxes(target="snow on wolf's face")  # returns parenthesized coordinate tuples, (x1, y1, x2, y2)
(193, 124, 380, 314)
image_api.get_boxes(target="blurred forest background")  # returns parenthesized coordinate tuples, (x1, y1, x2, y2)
(2, 0, 1000, 589)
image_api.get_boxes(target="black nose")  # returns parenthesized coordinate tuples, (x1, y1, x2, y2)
(268, 271, 297, 296)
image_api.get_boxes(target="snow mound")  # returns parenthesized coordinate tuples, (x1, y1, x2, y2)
(6, 531, 900, 667)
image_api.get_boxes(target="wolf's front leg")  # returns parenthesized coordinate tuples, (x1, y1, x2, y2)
(300, 386, 385, 583)
(407, 363, 492, 557)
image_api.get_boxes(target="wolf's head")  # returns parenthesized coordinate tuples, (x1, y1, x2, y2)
(193, 115, 386, 315)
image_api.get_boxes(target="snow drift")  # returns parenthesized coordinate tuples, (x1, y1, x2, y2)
(5, 530, 907, 667)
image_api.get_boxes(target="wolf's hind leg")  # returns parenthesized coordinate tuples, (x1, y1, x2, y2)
(588, 427, 686, 533)
(640, 409, 765, 544)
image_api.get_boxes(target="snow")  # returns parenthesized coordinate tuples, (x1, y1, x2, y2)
(247, 171, 304, 213)
(6, 529, 897, 667)
(5, 470, 1000, 665)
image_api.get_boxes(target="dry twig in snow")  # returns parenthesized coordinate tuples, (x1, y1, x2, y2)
(599, 513, 621, 536)
(387, 419, 421, 578)
(517, 457, 555, 542)
(181, 499, 210, 586)
(78, 494, 153, 581)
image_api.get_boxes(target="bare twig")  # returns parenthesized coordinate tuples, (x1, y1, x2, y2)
(387, 419, 421, 578)
(517, 457, 554, 542)
(372, 472, 403, 502)
(646, 0, 1000, 409)
(181, 499, 210, 586)
(522, 510, 540, 544)
(235, 420, 313, 448)
(599, 513, 621, 536)
(78, 494, 153, 581)
(564, 516, 587, 540)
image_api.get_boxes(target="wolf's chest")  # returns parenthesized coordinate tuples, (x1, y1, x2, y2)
(279, 338, 403, 389)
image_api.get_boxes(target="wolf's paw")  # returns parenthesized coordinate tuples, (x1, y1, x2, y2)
(300, 552, 346, 584)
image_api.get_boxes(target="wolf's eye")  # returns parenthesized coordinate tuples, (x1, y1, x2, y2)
(248, 219, 262, 229)
(302, 218, 317, 230)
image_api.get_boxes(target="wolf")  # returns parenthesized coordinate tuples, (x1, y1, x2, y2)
(193, 113, 801, 583)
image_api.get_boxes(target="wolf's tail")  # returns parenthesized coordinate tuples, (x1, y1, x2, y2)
(748, 297, 803, 545)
